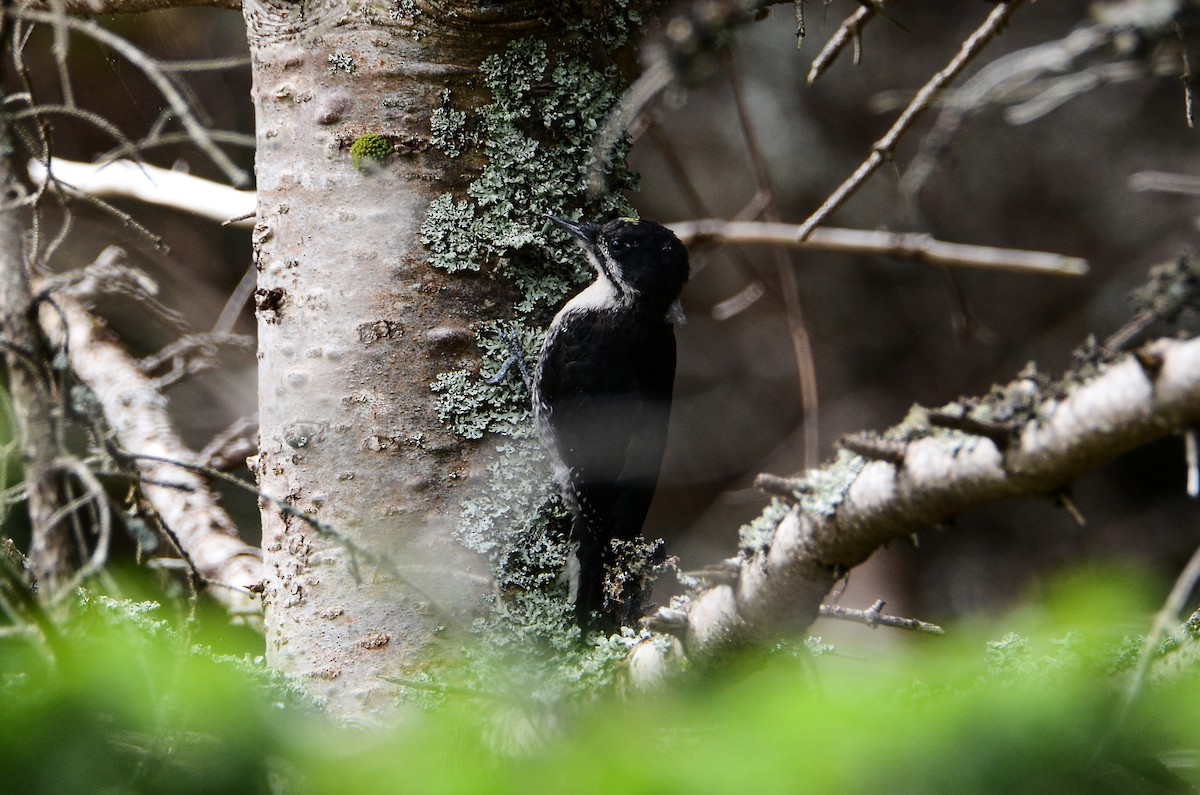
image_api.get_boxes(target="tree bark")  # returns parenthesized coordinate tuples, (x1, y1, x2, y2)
(243, 0, 638, 717)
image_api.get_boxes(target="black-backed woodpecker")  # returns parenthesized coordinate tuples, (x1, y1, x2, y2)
(534, 215, 690, 629)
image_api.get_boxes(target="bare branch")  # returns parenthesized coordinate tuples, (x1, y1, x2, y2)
(10, 9, 248, 185)
(0, 113, 71, 591)
(631, 335, 1200, 681)
(16, 0, 239, 16)
(1186, 430, 1199, 498)
(197, 415, 257, 472)
(1129, 170, 1200, 197)
(797, 0, 1026, 240)
(819, 600, 944, 635)
(1122, 538, 1200, 718)
(669, 219, 1089, 276)
(37, 293, 262, 617)
(1176, 22, 1194, 127)
(724, 50, 821, 468)
(27, 157, 255, 226)
(808, 5, 875, 85)
(52, 456, 112, 596)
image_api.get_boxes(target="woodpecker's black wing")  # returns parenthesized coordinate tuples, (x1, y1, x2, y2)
(535, 310, 676, 626)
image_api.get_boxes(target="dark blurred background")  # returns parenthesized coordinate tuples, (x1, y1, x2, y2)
(631, 2, 1200, 636)
(15, 1, 1200, 638)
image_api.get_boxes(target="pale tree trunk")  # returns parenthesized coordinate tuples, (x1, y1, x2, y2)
(243, 0, 641, 717)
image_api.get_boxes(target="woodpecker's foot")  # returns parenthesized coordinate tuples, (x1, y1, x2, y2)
(485, 324, 533, 390)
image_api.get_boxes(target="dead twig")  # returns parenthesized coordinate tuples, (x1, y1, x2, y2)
(808, 5, 875, 84)
(1121, 539, 1200, 719)
(36, 292, 262, 617)
(10, 8, 248, 186)
(724, 50, 821, 468)
(798, 0, 1026, 240)
(819, 599, 944, 635)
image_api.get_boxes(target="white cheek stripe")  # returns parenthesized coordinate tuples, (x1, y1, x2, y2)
(595, 245, 633, 297)
(560, 277, 621, 314)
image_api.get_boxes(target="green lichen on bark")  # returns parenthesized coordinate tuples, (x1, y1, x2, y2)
(430, 90, 469, 158)
(419, 36, 636, 314)
(431, 321, 542, 440)
(416, 9, 654, 705)
(349, 133, 392, 173)
(739, 497, 791, 554)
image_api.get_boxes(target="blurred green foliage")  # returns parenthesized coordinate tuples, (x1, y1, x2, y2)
(1, 566, 1198, 794)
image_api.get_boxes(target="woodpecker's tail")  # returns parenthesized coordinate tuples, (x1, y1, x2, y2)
(568, 520, 608, 629)
(567, 514, 660, 632)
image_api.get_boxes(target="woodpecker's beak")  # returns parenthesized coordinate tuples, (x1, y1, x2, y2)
(546, 214, 598, 246)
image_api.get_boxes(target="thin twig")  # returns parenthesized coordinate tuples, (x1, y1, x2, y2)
(10, 104, 138, 153)
(1176, 23, 1194, 129)
(51, 455, 113, 598)
(1121, 540, 1200, 718)
(895, 24, 1120, 203)
(588, 60, 672, 196)
(157, 55, 251, 73)
(213, 265, 256, 335)
(819, 599, 944, 635)
(99, 129, 255, 167)
(15, 0, 243, 21)
(138, 331, 252, 376)
(725, 50, 821, 469)
(1185, 429, 1198, 499)
(808, 5, 875, 85)
(797, 0, 1026, 240)
(1129, 171, 1200, 197)
(10, 8, 248, 186)
(646, 118, 709, 217)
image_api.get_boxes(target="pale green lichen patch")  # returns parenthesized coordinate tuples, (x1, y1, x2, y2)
(430, 321, 542, 439)
(417, 7, 658, 703)
(328, 52, 356, 75)
(738, 497, 791, 554)
(797, 448, 867, 520)
(1131, 256, 1200, 324)
(430, 90, 469, 158)
(421, 196, 480, 272)
(456, 438, 560, 563)
(390, 0, 418, 22)
(419, 37, 635, 314)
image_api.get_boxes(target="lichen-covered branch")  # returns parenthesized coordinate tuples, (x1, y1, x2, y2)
(38, 294, 262, 617)
(631, 335, 1200, 681)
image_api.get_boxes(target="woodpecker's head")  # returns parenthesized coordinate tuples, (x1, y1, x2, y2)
(548, 215, 689, 314)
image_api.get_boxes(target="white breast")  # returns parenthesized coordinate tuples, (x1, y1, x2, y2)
(559, 277, 621, 315)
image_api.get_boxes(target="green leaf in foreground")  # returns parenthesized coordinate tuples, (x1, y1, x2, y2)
(1, 568, 1197, 794)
